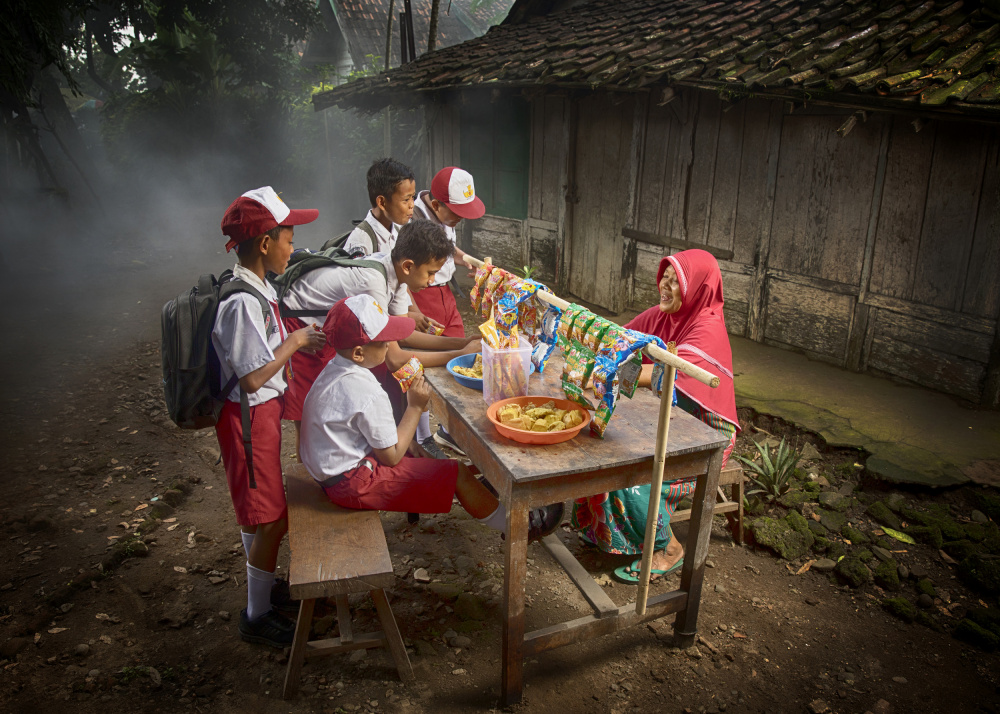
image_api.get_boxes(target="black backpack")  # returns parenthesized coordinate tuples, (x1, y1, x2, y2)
(320, 220, 379, 254)
(271, 246, 389, 319)
(161, 271, 270, 488)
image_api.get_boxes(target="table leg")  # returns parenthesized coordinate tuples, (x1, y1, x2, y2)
(674, 446, 725, 647)
(501, 491, 530, 706)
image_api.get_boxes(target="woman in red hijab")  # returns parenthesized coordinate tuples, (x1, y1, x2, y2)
(570, 249, 740, 582)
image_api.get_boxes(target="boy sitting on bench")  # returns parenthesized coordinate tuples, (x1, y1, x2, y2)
(299, 294, 563, 538)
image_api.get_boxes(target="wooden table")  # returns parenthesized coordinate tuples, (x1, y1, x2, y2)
(425, 356, 728, 706)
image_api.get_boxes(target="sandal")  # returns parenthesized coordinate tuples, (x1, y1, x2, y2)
(612, 557, 684, 584)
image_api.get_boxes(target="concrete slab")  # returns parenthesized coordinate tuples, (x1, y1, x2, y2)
(731, 337, 1000, 488)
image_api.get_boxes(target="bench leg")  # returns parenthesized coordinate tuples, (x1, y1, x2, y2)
(730, 480, 744, 545)
(335, 595, 354, 645)
(372, 588, 414, 683)
(283, 597, 315, 700)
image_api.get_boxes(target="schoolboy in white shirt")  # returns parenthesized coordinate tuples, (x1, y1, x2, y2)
(215, 187, 327, 648)
(300, 294, 563, 540)
(342, 158, 415, 257)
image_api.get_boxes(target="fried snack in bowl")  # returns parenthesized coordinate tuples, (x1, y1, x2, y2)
(453, 354, 483, 378)
(486, 396, 591, 445)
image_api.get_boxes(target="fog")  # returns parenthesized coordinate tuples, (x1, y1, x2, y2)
(0, 101, 426, 407)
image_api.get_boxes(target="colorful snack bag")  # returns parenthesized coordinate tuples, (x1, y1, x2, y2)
(558, 305, 583, 341)
(570, 310, 597, 344)
(530, 304, 562, 373)
(591, 356, 620, 438)
(470, 260, 492, 314)
(393, 356, 424, 393)
(617, 352, 643, 398)
(518, 300, 539, 343)
(561, 381, 595, 411)
(583, 316, 613, 352)
(483, 267, 510, 318)
(650, 343, 678, 404)
(425, 323, 445, 336)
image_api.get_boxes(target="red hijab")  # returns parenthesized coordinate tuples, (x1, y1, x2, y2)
(626, 249, 739, 430)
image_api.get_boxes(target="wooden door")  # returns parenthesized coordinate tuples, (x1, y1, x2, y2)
(567, 94, 635, 312)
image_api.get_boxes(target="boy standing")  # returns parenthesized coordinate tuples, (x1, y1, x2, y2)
(215, 187, 327, 647)
(300, 294, 563, 538)
(410, 166, 485, 456)
(343, 158, 416, 257)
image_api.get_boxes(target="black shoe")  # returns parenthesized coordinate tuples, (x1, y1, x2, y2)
(528, 502, 565, 542)
(419, 435, 449, 459)
(238, 608, 296, 648)
(433, 426, 466, 457)
(270, 578, 299, 616)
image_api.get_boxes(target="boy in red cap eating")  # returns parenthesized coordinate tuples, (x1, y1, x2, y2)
(299, 294, 563, 538)
(216, 187, 327, 648)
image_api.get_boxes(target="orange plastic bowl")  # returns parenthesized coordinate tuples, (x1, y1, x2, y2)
(486, 396, 592, 445)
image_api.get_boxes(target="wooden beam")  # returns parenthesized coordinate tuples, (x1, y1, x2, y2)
(621, 227, 734, 261)
(522, 590, 687, 657)
(539, 534, 617, 618)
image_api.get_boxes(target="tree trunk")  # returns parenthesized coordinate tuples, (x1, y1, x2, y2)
(428, 0, 441, 53)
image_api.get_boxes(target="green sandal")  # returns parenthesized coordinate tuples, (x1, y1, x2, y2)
(612, 557, 684, 584)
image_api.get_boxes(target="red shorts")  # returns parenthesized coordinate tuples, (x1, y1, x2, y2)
(321, 454, 459, 513)
(282, 317, 337, 422)
(215, 397, 287, 526)
(411, 284, 465, 338)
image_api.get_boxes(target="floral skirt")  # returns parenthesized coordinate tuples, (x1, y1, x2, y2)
(570, 395, 737, 555)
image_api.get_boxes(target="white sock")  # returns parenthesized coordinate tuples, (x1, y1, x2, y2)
(241, 531, 254, 559)
(416, 411, 431, 442)
(246, 562, 274, 620)
(477, 503, 507, 536)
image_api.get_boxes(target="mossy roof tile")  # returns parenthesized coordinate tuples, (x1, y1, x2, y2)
(314, 0, 1000, 120)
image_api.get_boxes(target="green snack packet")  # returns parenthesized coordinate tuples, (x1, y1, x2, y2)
(561, 380, 595, 410)
(562, 338, 597, 388)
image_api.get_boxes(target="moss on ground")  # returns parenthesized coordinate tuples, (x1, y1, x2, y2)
(750, 516, 815, 561)
(916, 579, 936, 597)
(841, 524, 870, 545)
(866, 501, 901, 530)
(959, 553, 1000, 595)
(874, 559, 900, 590)
(882, 597, 917, 623)
(953, 619, 1000, 651)
(835, 556, 871, 588)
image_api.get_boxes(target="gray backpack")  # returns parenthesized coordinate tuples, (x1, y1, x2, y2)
(320, 220, 379, 255)
(271, 246, 389, 319)
(161, 271, 270, 487)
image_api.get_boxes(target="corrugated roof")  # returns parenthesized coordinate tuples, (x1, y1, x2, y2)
(314, 0, 1000, 119)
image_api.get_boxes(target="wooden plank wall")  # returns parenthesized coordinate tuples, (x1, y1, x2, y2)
(629, 92, 1000, 405)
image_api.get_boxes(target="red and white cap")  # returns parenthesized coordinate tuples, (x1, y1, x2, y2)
(323, 294, 415, 349)
(221, 186, 319, 252)
(430, 167, 486, 220)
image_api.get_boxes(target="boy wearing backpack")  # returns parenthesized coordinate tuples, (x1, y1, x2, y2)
(215, 187, 326, 648)
(279, 219, 479, 454)
(341, 158, 416, 257)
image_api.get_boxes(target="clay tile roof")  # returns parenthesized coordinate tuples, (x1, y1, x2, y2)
(314, 0, 1000, 120)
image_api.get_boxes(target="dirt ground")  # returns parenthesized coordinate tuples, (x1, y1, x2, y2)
(1, 237, 999, 714)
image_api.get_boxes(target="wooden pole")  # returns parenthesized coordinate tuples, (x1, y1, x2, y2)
(635, 359, 676, 615)
(462, 254, 718, 388)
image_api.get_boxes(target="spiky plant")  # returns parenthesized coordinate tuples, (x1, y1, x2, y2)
(735, 437, 802, 503)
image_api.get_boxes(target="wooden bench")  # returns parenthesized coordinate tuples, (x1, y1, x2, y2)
(282, 463, 414, 699)
(670, 462, 746, 544)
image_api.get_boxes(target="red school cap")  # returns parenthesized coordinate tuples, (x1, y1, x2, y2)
(430, 167, 486, 220)
(221, 186, 319, 252)
(323, 294, 415, 350)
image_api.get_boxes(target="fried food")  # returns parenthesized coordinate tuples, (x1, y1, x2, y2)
(453, 354, 483, 378)
(496, 401, 584, 432)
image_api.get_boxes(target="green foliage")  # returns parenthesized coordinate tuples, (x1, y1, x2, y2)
(518, 265, 537, 281)
(735, 438, 802, 503)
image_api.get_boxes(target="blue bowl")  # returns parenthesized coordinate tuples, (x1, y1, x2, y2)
(446, 353, 534, 391)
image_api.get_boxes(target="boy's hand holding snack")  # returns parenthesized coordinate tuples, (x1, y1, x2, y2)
(406, 375, 431, 410)
(291, 324, 327, 353)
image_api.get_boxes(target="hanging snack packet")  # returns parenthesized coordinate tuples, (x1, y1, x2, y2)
(519, 299, 539, 343)
(650, 343, 678, 404)
(393, 356, 424, 393)
(617, 352, 643, 398)
(558, 305, 583, 342)
(470, 260, 492, 314)
(562, 381, 595, 411)
(583, 316, 613, 352)
(591, 356, 620, 438)
(530, 305, 563, 373)
(570, 310, 597, 344)
(482, 267, 510, 318)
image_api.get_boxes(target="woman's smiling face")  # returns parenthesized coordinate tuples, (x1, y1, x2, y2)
(658, 264, 682, 314)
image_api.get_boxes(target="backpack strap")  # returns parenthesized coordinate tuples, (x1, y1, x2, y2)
(217, 276, 272, 490)
(357, 219, 379, 255)
(274, 254, 390, 319)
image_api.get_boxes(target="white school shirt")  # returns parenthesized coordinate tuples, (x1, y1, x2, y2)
(343, 210, 397, 256)
(211, 264, 287, 406)
(281, 250, 411, 327)
(300, 354, 399, 479)
(412, 190, 457, 286)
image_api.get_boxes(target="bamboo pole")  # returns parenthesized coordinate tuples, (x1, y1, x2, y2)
(461, 254, 718, 388)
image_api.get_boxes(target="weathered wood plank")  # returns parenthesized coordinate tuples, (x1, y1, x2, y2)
(962, 131, 1000, 320)
(540, 96, 570, 225)
(861, 293, 995, 334)
(868, 116, 933, 301)
(471, 216, 524, 270)
(529, 98, 545, 221)
(637, 101, 672, 234)
(685, 93, 722, 247)
(707, 100, 746, 255)
(764, 278, 854, 361)
(911, 122, 988, 312)
(631, 242, 663, 309)
(665, 93, 697, 241)
(539, 534, 617, 618)
(875, 309, 993, 365)
(867, 325, 985, 403)
(284, 463, 395, 601)
(621, 227, 734, 260)
(528, 224, 559, 283)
